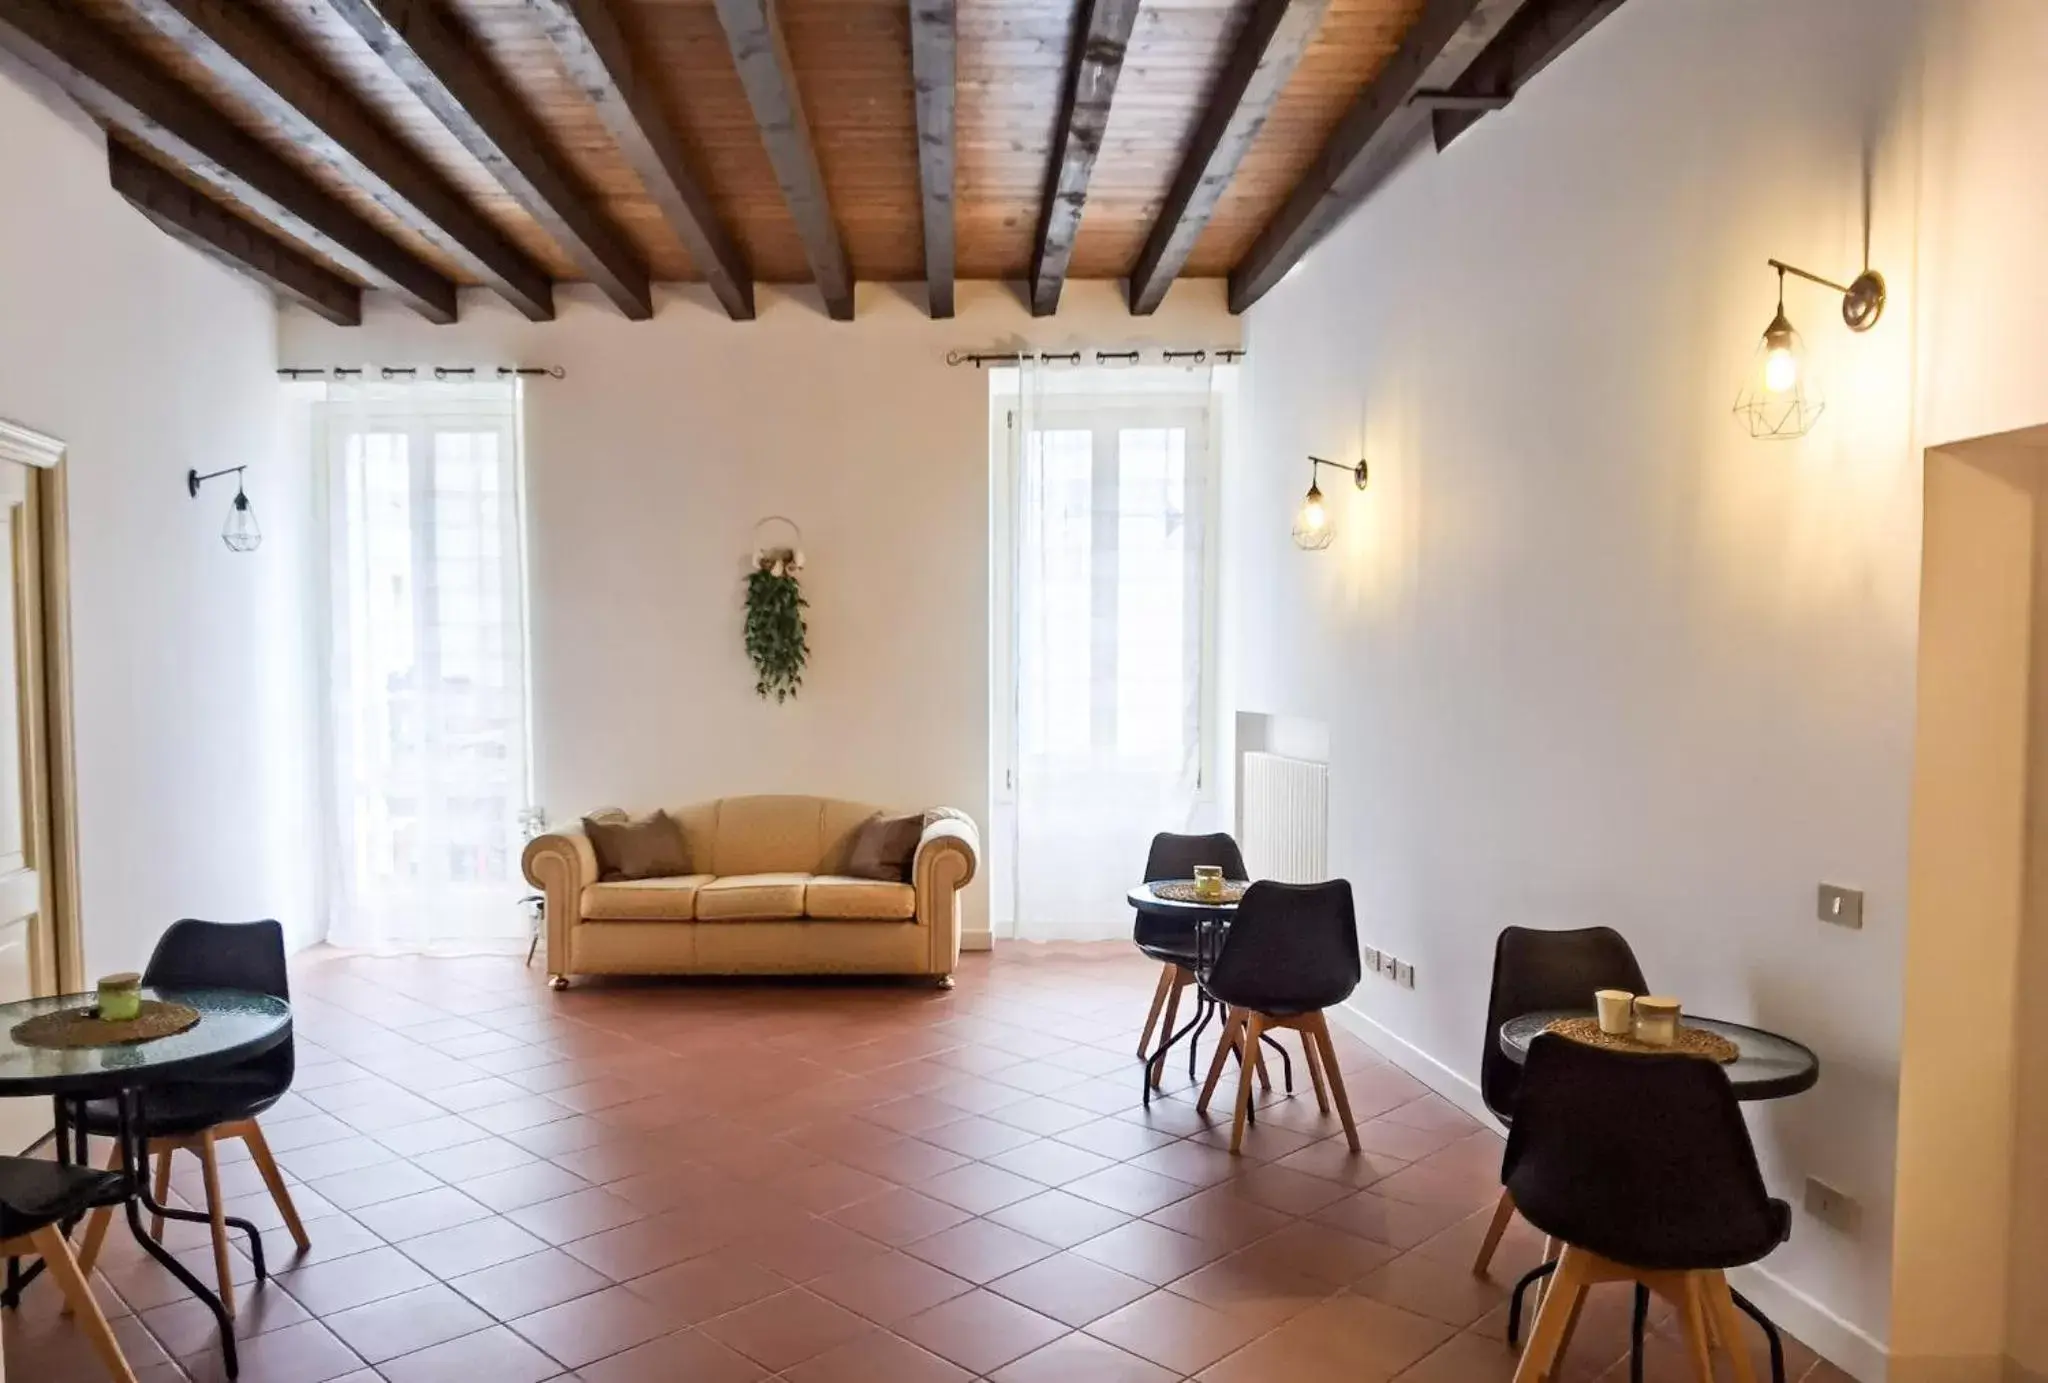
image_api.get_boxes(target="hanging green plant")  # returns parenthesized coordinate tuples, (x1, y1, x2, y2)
(744, 549, 808, 702)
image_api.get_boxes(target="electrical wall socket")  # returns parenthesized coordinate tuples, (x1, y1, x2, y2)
(1803, 1177, 1861, 1233)
(1392, 959, 1415, 988)
(1363, 946, 1383, 974)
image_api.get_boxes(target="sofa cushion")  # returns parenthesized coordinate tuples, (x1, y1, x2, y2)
(805, 876, 917, 921)
(581, 875, 713, 921)
(708, 797, 828, 877)
(584, 810, 693, 880)
(695, 873, 810, 921)
(843, 814, 924, 883)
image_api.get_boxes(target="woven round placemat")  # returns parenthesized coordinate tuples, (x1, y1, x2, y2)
(1544, 1015, 1740, 1063)
(1152, 880, 1249, 905)
(11, 1001, 201, 1050)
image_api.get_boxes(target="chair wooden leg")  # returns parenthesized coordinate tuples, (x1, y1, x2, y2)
(30, 1225, 138, 1383)
(196, 1131, 236, 1319)
(1137, 963, 1176, 1058)
(1306, 1014, 1360, 1151)
(1197, 1008, 1243, 1114)
(148, 1143, 174, 1241)
(1511, 1245, 1589, 1383)
(1704, 1272, 1758, 1383)
(1253, 1046, 1273, 1093)
(1302, 1031, 1330, 1114)
(234, 1119, 311, 1254)
(67, 1142, 125, 1308)
(1228, 1014, 1266, 1154)
(1473, 1189, 1516, 1276)
(1675, 1271, 1716, 1383)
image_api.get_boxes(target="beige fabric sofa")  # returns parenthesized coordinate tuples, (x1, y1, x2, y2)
(522, 795, 979, 988)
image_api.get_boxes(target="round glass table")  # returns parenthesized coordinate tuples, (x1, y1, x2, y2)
(1128, 882, 1276, 1107)
(1497, 1009, 1820, 1100)
(0, 987, 291, 1379)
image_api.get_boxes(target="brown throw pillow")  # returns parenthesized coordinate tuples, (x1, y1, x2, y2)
(583, 810, 692, 881)
(844, 812, 925, 883)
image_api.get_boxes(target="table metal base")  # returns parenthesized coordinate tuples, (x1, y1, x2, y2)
(2, 1092, 268, 1378)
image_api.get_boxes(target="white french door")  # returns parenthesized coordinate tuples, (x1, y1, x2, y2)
(316, 388, 532, 952)
(996, 367, 1219, 940)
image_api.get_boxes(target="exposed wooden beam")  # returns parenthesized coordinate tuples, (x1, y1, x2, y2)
(908, 0, 956, 319)
(1430, 0, 1632, 150)
(109, 137, 361, 325)
(326, 0, 652, 319)
(524, 0, 753, 320)
(127, 0, 552, 320)
(1227, 0, 1535, 313)
(1029, 0, 1141, 318)
(0, 0, 456, 321)
(712, 0, 853, 321)
(1128, 0, 1329, 316)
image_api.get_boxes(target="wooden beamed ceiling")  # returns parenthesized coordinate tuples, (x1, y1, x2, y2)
(0, 0, 1635, 324)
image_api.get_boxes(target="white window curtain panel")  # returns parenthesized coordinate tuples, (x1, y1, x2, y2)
(313, 382, 534, 953)
(998, 358, 1224, 940)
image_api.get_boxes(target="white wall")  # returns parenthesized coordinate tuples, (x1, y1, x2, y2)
(1228, 1, 1940, 1375)
(280, 281, 1239, 940)
(0, 61, 319, 968)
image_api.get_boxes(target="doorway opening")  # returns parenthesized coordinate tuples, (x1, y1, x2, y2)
(988, 360, 1232, 942)
(0, 418, 83, 1153)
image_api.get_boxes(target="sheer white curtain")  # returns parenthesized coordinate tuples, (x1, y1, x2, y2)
(1000, 359, 1221, 940)
(313, 382, 534, 953)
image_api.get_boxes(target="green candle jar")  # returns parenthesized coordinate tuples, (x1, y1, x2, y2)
(98, 972, 142, 1022)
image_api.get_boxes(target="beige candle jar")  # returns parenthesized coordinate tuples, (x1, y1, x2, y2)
(1192, 866, 1226, 902)
(1632, 996, 1681, 1048)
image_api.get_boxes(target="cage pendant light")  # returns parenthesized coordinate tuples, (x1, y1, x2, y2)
(1733, 267, 1824, 440)
(189, 465, 262, 553)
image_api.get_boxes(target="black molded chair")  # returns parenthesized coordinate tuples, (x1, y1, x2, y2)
(74, 920, 306, 1317)
(1503, 1035, 1792, 1383)
(0, 1158, 136, 1381)
(1134, 832, 1248, 1087)
(1474, 925, 1648, 1276)
(1195, 880, 1362, 1154)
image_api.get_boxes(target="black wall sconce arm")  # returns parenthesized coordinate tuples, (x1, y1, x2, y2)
(1308, 455, 1369, 491)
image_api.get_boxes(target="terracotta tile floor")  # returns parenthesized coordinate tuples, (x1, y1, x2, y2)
(5, 943, 1852, 1382)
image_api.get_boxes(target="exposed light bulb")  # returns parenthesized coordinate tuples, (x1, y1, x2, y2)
(1298, 494, 1326, 532)
(1764, 344, 1798, 393)
(223, 484, 261, 553)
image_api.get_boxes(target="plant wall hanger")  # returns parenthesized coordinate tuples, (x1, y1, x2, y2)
(745, 515, 809, 703)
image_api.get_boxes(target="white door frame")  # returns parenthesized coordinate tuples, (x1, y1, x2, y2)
(0, 416, 84, 995)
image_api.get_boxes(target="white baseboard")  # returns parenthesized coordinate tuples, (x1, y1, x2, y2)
(960, 928, 992, 953)
(1325, 998, 1890, 1383)
(1327, 997, 1504, 1136)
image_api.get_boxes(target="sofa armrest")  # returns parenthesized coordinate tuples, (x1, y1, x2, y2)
(523, 827, 599, 976)
(913, 810, 979, 978)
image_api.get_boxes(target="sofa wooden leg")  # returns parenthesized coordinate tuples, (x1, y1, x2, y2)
(936, 974, 955, 990)
(547, 974, 569, 991)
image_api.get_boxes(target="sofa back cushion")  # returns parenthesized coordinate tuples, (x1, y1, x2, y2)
(698, 795, 885, 877)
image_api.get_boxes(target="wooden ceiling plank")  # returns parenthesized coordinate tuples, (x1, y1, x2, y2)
(1128, 0, 1331, 316)
(109, 136, 362, 325)
(1029, 0, 1142, 318)
(326, 0, 652, 319)
(1227, 0, 1536, 313)
(1429, 0, 1632, 150)
(909, 0, 956, 319)
(0, 0, 456, 321)
(712, 0, 854, 321)
(525, 0, 754, 320)
(126, 0, 552, 320)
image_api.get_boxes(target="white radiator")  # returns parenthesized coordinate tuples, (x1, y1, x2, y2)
(1241, 751, 1328, 882)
